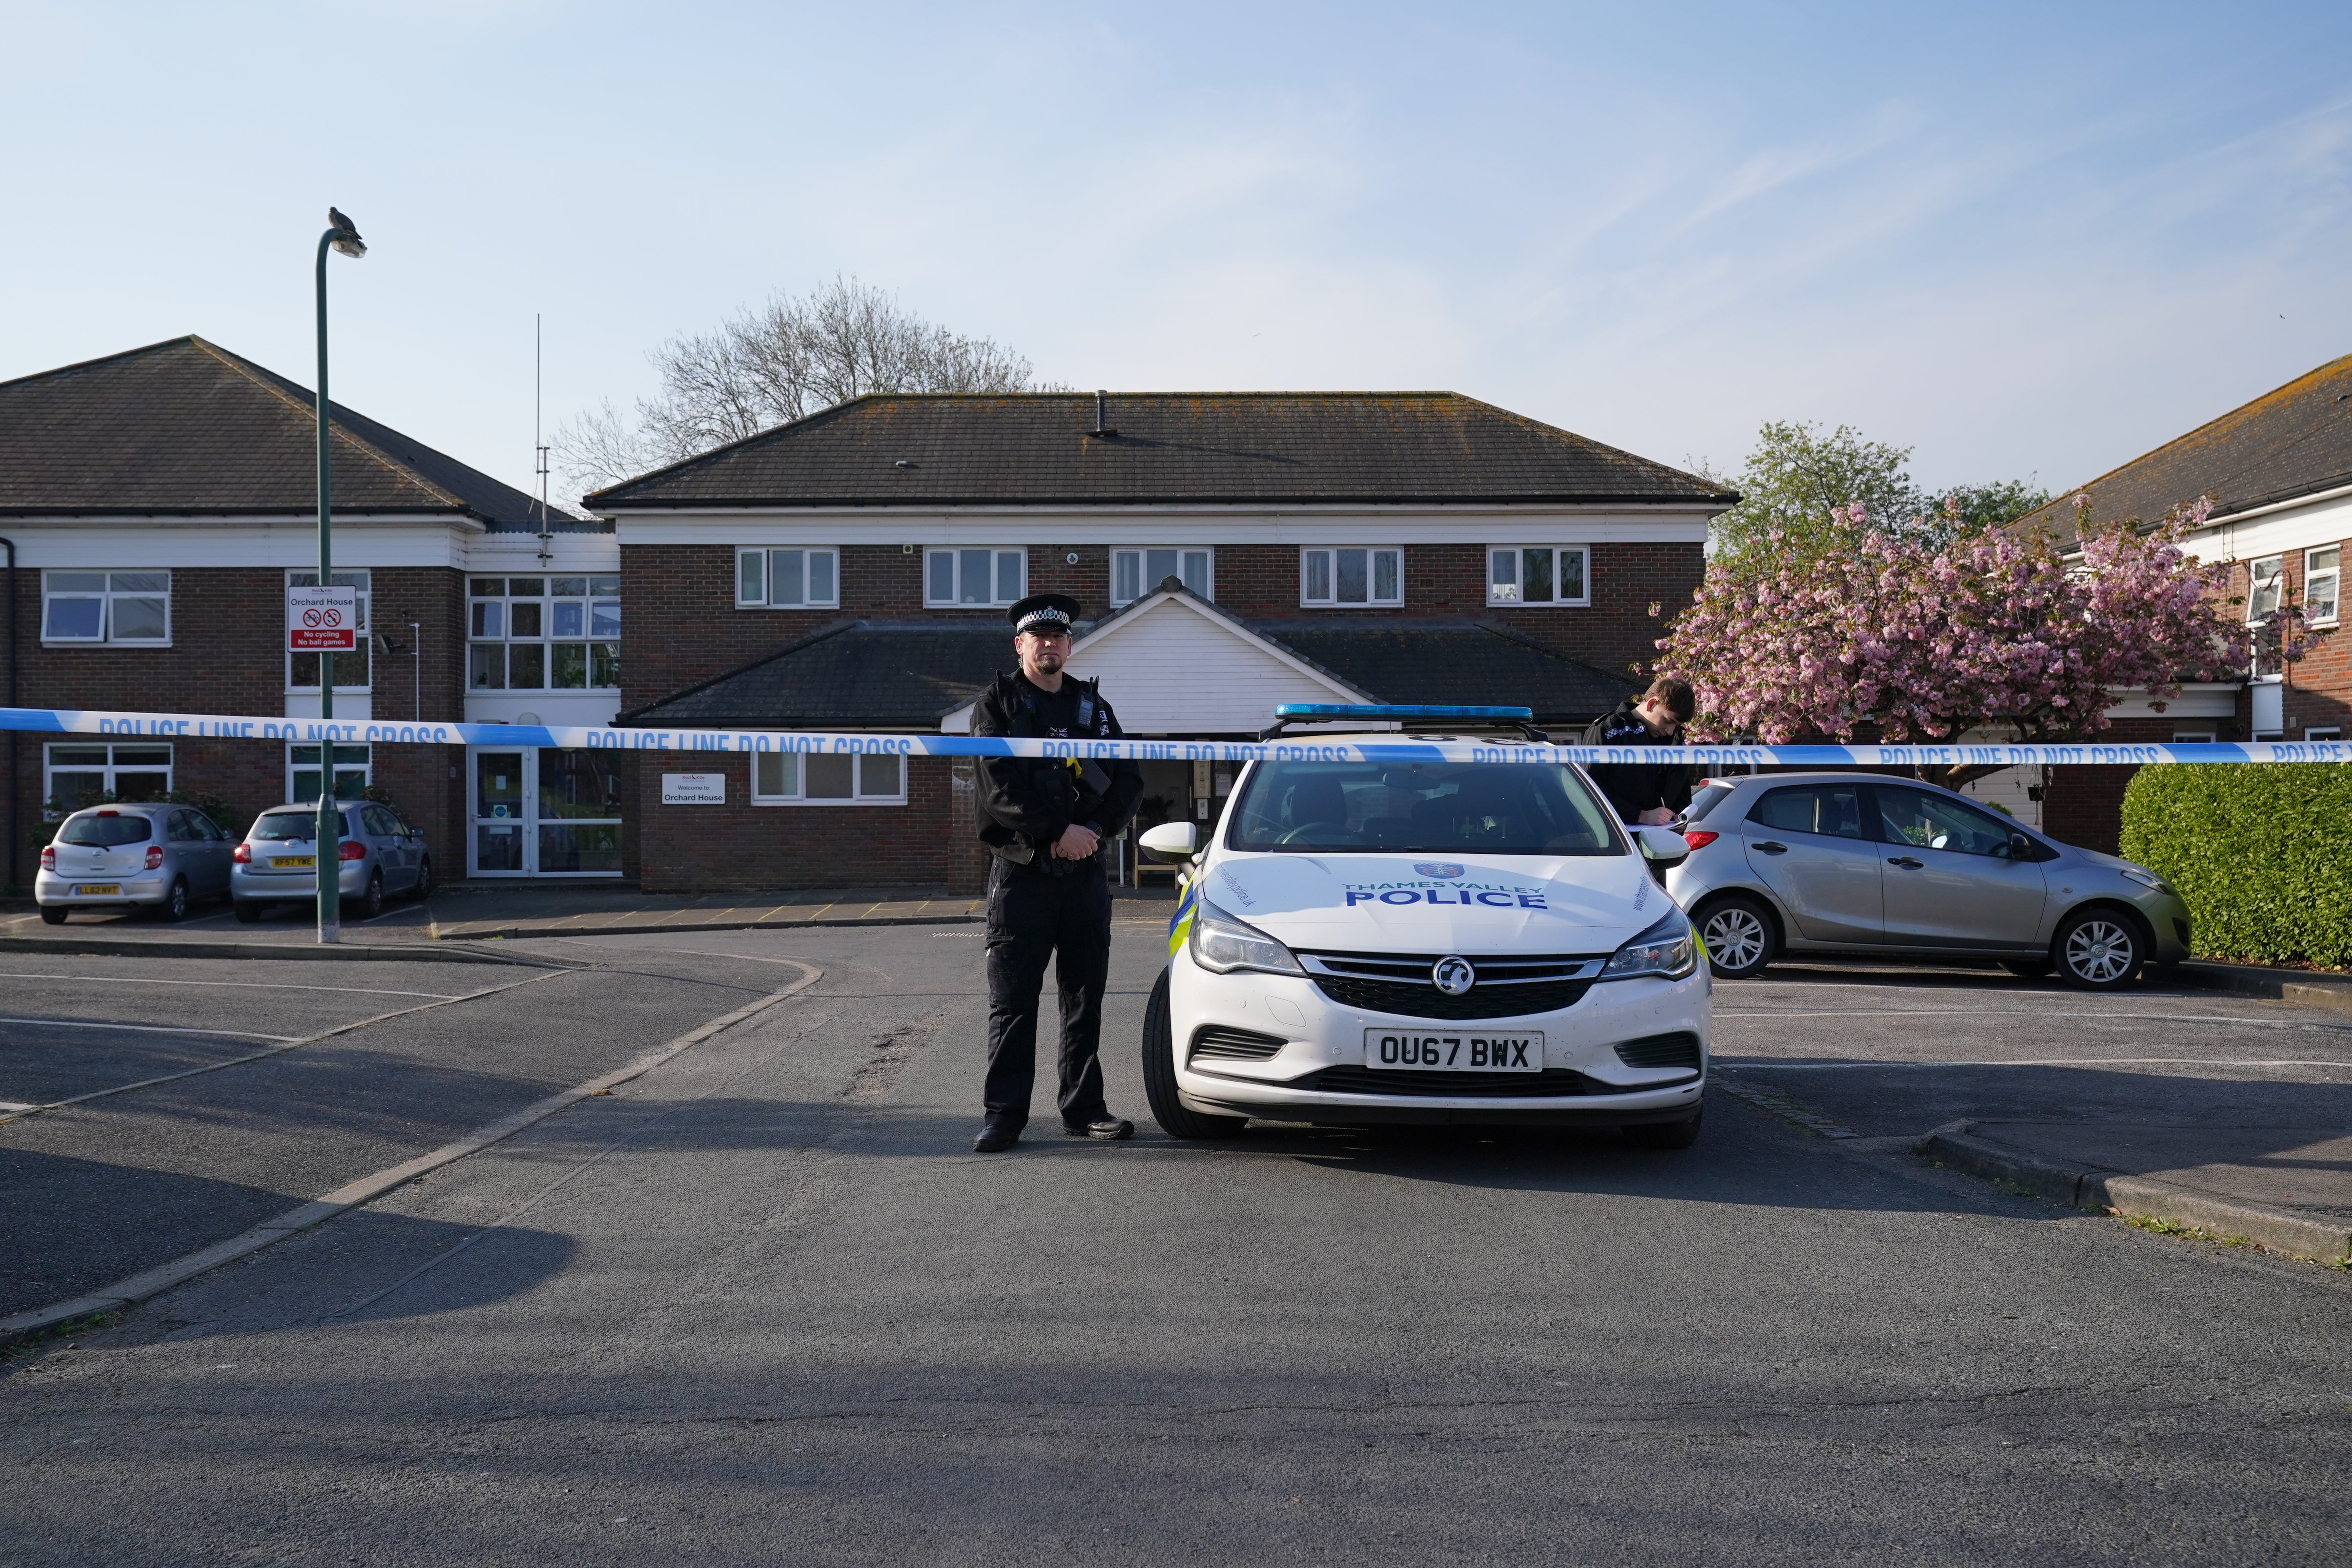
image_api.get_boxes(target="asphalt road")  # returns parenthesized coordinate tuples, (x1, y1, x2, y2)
(4, 924, 2348, 1565)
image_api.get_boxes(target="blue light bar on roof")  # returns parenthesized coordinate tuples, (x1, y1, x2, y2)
(1274, 704, 1535, 722)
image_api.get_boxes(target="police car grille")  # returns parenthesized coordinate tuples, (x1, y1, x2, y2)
(1189, 1025, 1287, 1062)
(1297, 1065, 1609, 1098)
(1307, 974, 1592, 1020)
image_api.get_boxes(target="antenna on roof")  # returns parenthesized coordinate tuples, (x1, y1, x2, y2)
(534, 313, 553, 564)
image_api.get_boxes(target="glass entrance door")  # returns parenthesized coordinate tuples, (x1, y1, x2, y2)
(468, 747, 625, 878)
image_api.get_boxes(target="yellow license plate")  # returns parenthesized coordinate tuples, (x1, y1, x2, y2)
(74, 884, 122, 896)
(273, 856, 316, 868)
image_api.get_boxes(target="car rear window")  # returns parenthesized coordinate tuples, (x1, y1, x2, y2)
(1748, 785, 1865, 839)
(249, 812, 349, 841)
(58, 813, 153, 847)
(1686, 782, 1737, 823)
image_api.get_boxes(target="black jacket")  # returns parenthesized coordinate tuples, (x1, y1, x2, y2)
(1579, 698, 1693, 824)
(971, 671, 1145, 870)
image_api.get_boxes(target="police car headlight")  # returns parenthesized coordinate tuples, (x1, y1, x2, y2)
(1600, 910, 1698, 982)
(1191, 895, 1304, 976)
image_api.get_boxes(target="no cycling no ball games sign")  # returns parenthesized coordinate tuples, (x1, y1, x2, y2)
(287, 585, 358, 652)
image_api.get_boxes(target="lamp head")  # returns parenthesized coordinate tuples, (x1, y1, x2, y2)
(327, 207, 367, 258)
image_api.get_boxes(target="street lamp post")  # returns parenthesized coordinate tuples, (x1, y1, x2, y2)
(314, 208, 366, 944)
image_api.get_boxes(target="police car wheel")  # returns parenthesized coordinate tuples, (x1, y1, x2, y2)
(1142, 969, 1247, 1140)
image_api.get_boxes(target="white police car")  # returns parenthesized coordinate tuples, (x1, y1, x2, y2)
(1136, 706, 1708, 1147)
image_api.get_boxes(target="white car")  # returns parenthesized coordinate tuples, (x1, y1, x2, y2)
(1137, 706, 1709, 1148)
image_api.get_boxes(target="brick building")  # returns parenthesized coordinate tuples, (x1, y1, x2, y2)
(0, 336, 617, 893)
(2017, 351, 2350, 850)
(588, 392, 1733, 893)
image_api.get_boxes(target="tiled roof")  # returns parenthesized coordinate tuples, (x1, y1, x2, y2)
(2023, 351, 2352, 543)
(586, 392, 1735, 510)
(621, 614, 1634, 731)
(0, 336, 592, 531)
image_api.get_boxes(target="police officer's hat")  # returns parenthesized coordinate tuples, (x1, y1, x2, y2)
(1007, 592, 1082, 637)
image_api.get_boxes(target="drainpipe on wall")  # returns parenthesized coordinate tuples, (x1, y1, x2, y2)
(2, 535, 16, 897)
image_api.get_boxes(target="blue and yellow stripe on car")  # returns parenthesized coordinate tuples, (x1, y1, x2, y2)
(1167, 881, 1198, 959)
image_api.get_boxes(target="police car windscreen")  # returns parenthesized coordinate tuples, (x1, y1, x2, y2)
(1230, 761, 1622, 855)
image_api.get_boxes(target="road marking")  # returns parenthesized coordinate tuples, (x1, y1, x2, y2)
(0, 1016, 300, 1041)
(0, 962, 826, 1348)
(0, 972, 463, 1000)
(1728, 1056, 2352, 1071)
(1713, 1077, 1858, 1138)
(0, 970, 569, 1125)
(1717, 1009, 2348, 1031)
(331, 962, 827, 1321)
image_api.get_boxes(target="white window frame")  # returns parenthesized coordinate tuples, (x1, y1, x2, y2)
(43, 741, 173, 818)
(287, 742, 373, 803)
(2170, 731, 2215, 743)
(41, 570, 172, 646)
(735, 547, 841, 609)
(1486, 546, 1591, 607)
(923, 547, 1027, 609)
(1299, 546, 1403, 608)
(2306, 726, 2341, 741)
(2247, 555, 2284, 622)
(469, 573, 621, 693)
(286, 569, 372, 693)
(1111, 547, 1214, 606)
(2304, 545, 2339, 625)
(750, 749, 908, 806)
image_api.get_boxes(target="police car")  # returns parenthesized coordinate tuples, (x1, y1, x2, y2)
(1136, 705, 1708, 1147)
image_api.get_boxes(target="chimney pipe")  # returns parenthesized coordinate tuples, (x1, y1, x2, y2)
(1089, 389, 1116, 439)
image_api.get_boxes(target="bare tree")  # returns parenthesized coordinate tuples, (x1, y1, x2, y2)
(558, 276, 1058, 495)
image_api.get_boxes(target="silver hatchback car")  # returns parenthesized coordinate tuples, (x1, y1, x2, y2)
(1664, 771, 2192, 990)
(232, 801, 433, 922)
(37, 802, 236, 923)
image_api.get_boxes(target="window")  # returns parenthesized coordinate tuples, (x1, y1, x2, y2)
(1299, 547, 1402, 608)
(2307, 727, 2341, 741)
(1488, 546, 1590, 607)
(1112, 548, 1212, 605)
(1227, 759, 1619, 854)
(736, 547, 840, 608)
(1748, 785, 1864, 839)
(1873, 784, 2020, 858)
(924, 548, 1025, 608)
(42, 570, 171, 644)
(751, 750, 907, 805)
(470, 575, 621, 690)
(2171, 731, 2216, 743)
(289, 743, 372, 802)
(2248, 555, 2284, 621)
(2306, 546, 2339, 624)
(287, 570, 370, 690)
(44, 742, 172, 817)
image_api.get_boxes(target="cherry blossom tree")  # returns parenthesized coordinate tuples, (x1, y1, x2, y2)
(1654, 496, 2320, 788)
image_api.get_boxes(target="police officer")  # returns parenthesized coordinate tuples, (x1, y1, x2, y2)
(970, 592, 1145, 1154)
(1582, 675, 1696, 826)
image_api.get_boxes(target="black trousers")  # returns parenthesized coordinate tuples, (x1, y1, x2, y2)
(982, 856, 1112, 1129)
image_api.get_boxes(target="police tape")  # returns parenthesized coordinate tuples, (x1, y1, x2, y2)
(5, 705, 2347, 770)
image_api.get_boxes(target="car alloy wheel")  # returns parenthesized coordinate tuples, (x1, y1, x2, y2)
(1697, 896, 1773, 979)
(161, 877, 189, 922)
(2058, 914, 2140, 988)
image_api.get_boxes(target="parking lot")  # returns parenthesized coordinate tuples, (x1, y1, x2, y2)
(5, 921, 2349, 1564)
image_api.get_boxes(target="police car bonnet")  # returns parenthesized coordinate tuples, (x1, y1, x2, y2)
(1201, 853, 1663, 952)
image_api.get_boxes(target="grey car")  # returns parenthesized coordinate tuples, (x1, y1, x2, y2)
(1664, 771, 2192, 990)
(36, 802, 235, 923)
(232, 801, 432, 922)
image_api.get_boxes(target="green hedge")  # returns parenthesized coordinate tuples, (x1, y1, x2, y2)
(2120, 764, 2352, 968)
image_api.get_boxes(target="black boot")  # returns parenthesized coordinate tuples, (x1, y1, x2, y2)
(1062, 1114, 1135, 1141)
(973, 1116, 1022, 1153)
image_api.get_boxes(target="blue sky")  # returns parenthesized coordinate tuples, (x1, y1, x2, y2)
(6, 1, 2350, 506)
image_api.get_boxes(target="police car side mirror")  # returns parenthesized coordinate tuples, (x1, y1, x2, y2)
(1635, 826, 1690, 866)
(1139, 822, 1199, 864)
